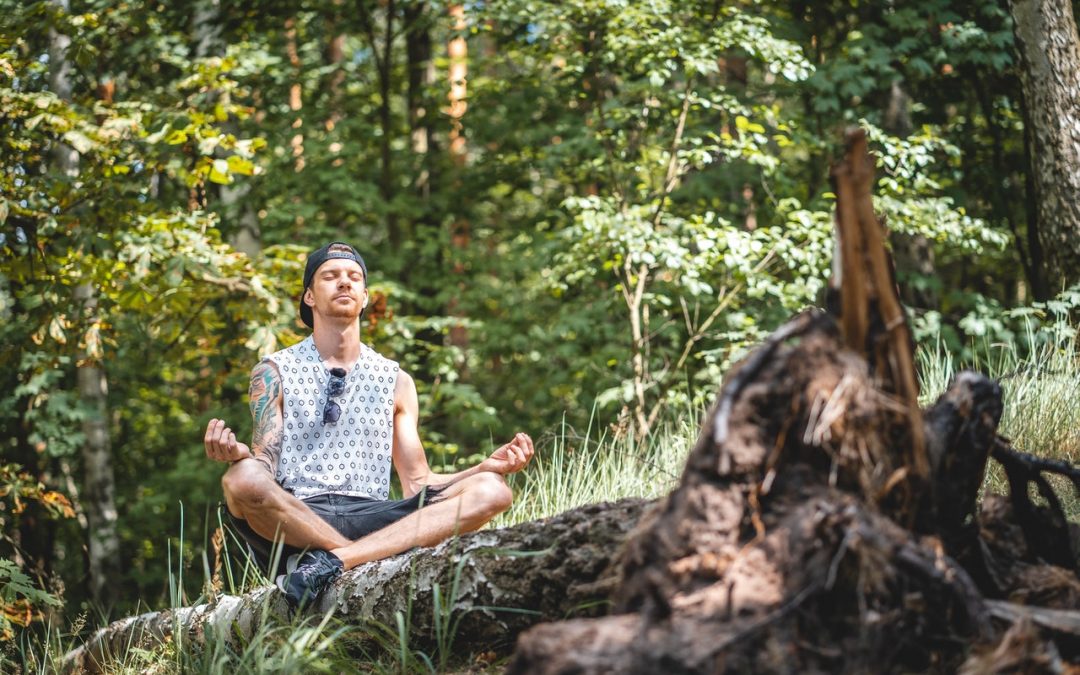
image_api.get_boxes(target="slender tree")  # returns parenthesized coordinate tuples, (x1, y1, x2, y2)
(285, 16, 306, 174)
(446, 3, 470, 356)
(49, 0, 120, 604)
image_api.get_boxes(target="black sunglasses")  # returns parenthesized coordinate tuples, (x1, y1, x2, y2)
(323, 367, 347, 424)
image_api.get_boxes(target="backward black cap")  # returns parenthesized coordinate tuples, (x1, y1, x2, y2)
(299, 241, 368, 328)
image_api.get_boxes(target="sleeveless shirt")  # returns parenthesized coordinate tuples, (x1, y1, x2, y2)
(264, 336, 399, 500)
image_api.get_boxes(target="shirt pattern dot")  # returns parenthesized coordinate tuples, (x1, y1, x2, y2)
(265, 336, 399, 500)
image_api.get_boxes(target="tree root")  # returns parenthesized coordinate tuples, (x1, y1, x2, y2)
(508, 130, 1079, 672)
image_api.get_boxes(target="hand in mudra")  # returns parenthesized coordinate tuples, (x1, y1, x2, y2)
(204, 418, 255, 463)
(483, 432, 535, 475)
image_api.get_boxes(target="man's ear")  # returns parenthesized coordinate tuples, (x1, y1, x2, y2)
(304, 288, 315, 308)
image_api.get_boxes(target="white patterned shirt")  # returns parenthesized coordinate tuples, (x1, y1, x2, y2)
(264, 336, 399, 500)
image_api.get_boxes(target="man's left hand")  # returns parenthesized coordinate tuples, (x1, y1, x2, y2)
(482, 433, 534, 475)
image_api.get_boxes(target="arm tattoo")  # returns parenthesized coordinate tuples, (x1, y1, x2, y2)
(249, 361, 283, 473)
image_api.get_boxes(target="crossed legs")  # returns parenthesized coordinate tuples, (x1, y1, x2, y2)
(222, 459, 512, 571)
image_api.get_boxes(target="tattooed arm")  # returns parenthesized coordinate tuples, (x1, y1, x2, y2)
(246, 360, 284, 473)
(203, 361, 284, 473)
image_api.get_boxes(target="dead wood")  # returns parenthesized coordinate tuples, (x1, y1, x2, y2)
(63, 498, 649, 672)
(509, 130, 1080, 673)
(992, 439, 1080, 568)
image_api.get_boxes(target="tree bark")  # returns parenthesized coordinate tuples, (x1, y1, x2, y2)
(510, 310, 1080, 674)
(406, 0, 435, 200)
(402, 0, 438, 288)
(74, 288, 120, 606)
(1008, 0, 1080, 288)
(284, 16, 305, 175)
(63, 498, 649, 672)
(49, 0, 121, 606)
(191, 0, 223, 60)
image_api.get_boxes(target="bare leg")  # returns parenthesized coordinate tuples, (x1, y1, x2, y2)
(222, 458, 349, 551)
(330, 471, 512, 569)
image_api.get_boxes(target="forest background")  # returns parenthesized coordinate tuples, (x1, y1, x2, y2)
(2, 0, 1080, 646)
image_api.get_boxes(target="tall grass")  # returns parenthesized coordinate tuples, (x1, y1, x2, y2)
(494, 410, 697, 528)
(918, 323, 1080, 517)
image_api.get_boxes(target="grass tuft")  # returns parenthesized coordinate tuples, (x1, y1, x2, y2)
(918, 322, 1080, 518)
(494, 410, 696, 528)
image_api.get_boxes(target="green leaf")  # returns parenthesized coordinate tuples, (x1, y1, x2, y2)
(226, 155, 255, 176)
(165, 129, 189, 145)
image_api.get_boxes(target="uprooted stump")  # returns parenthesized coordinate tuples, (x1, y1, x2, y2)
(64, 498, 649, 672)
(510, 309, 1080, 673)
(510, 129, 1080, 673)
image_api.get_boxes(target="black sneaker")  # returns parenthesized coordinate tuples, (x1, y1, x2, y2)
(276, 549, 344, 611)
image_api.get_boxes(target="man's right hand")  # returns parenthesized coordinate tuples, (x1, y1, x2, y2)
(204, 418, 255, 463)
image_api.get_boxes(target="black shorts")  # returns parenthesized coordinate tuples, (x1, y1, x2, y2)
(226, 485, 446, 575)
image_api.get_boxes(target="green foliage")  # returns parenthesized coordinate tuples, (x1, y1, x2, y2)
(0, 560, 63, 642)
(0, 464, 72, 642)
(865, 120, 1008, 253)
(0, 0, 1070, 653)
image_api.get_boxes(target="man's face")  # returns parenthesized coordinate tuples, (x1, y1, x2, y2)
(304, 258, 368, 324)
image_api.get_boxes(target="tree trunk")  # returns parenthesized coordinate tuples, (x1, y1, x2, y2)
(285, 17, 305, 175)
(1008, 0, 1080, 288)
(883, 78, 939, 310)
(63, 499, 649, 672)
(403, 0, 437, 287)
(324, 2, 346, 133)
(406, 1, 435, 199)
(74, 288, 120, 606)
(49, 0, 121, 606)
(446, 3, 471, 363)
(379, 1, 398, 246)
(191, 0, 223, 60)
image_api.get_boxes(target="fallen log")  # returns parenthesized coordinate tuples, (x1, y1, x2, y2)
(64, 498, 649, 672)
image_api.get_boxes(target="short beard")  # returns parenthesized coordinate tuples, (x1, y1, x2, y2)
(321, 301, 362, 323)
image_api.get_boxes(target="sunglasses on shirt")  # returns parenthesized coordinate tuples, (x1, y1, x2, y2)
(324, 367, 347, 424)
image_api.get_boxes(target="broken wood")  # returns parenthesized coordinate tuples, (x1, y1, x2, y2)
(509, 129, 1080, 672)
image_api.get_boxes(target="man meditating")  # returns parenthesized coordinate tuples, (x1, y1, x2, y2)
(203, 241, 534, 609)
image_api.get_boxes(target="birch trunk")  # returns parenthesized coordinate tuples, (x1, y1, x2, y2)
(447, 3, 471, 360)
(63, 499, 649, 672)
